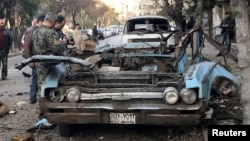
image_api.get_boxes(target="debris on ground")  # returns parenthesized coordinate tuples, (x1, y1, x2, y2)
(0, 127, 4, 133)
(0, 100, 9, 117)
(11, 134, 34, 141)
(16, 92, 24, 96)
(9, 110, 17, 114)
(22, 72, 32, 78)
(216, 119, 237, 125)
(26, 118, 56, 133)
(16, 101, 28, 107)
(222, 87, 233, 95)
(204, 108, 213, 119)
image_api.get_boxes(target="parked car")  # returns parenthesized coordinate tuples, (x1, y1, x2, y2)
(15, 25, 240, 137)
(97, 28, 105, 40)
(105, 27, 113, 37)
(109, 25, 119, 35)
(81, 29, 93, 40)
(97, 28, 107, 38)
(121, 15, 176, 47)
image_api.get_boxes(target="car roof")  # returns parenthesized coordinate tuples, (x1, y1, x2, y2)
(125, 15, 169, 21)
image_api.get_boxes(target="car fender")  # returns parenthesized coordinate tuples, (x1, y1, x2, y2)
(40, 64, 66, 97)
(184, 61, 240, 105)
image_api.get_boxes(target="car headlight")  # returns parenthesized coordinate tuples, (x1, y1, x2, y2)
(66, 87, 80, 103)
(180, 88, 197, 104)
(163, 87, 179, 104)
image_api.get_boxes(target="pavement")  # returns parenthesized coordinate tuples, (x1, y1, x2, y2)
(8, 50, 23, 58)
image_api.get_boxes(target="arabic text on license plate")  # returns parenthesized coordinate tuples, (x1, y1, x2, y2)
(110, 113, 136, 124)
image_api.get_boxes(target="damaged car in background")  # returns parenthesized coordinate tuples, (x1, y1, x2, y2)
(121, 15, 176, 47)
(15, 25, 240, 137)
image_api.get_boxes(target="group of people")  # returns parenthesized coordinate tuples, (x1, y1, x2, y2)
(22, 12, 96, 104)
(23, 12, 69, 104)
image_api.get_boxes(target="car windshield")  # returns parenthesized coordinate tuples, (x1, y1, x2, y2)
(127, 18, 170, 32)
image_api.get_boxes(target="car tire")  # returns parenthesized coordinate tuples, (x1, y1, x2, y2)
(57, 124, 74, 137)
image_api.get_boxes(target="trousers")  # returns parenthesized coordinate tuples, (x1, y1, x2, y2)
(0, 50, 8, 79)
(219, 32, 232, 52)
(30, 66, 38, 102)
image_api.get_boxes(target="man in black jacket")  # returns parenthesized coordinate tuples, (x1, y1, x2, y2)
(92, 25, 99, 44)
(216, 12, 235, 56)
(0, 18, 13, 80)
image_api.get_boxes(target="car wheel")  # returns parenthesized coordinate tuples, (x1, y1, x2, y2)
(57, 124, 74, 137)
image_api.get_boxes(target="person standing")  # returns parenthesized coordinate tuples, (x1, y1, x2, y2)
(72, 23, 84, 53)
(23, 15, 45, 104)
(54, 15, 74, 46)
(181, 16, 187, 33)
(72, 23, 96, 54)
(186, 16, 195, 31)
(92, 25, 99, 44)
(0, 18, 13, 80)
(216, 12, 235, 56)
(32, 12, 68, 98)
(54, 15, 66, 39)
(186, 16, 196, 48)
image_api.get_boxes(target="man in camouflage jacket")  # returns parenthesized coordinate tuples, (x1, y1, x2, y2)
(32, 12, 68, 97)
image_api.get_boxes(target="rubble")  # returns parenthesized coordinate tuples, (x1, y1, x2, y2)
(11, 135, 34, 141)
(0, 100, 9, 117)
(16, 101, 28, 108)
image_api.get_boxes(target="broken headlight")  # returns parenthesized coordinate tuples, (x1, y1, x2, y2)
(163, 87, 179, 104)
(180, 88, 197, 104)
(66, 87, 81, 103)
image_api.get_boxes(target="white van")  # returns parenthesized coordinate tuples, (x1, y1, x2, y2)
(121, 15, 176, 47)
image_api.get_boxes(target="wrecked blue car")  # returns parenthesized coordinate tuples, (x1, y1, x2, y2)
(15, 27, 240, 137)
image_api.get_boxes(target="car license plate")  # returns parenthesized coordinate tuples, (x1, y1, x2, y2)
(110, 113, 136, 124)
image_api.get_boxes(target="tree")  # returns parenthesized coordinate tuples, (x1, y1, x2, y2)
(88, 0, 109, 27)
(61, 0, 96, 27)
(233, 0, 250, 124)
(17, 0, 40, 27)
(0, 0, 40, 52)
(39, 0, 63, 14)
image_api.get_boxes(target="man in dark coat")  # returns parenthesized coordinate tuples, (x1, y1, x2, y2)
(216, 12, 235, 56)
(0, 18, 13, 80)
(23, 15, 45, 104)
(92, 25, 99, 44)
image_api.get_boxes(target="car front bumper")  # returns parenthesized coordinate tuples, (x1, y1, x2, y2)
(41, 99, 206, 126)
